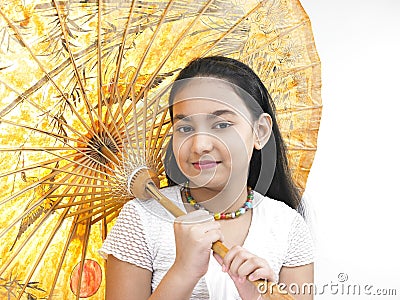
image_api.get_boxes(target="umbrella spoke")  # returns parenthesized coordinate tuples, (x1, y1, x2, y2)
(0, 78, 112, 157)
(202, 0, 266, 57)
(47, 206, 84, 298)
(124, 0, 215, 111)
(0, 161, 86, 240)
(90, 201, 125, 226)
(56, 194, 114, 210)
(52, 0, 95, 130)
(96, 0, 103, 118)
(119, 0, 176, 108)
(69, 200, 116, 223)
(0, 117, 120, 172)
(108, 0, 137, 106)
(72, 170, 95, 300)
(14, 204, 74, 300)
(0, 159, 79, 208)
(0, 9, 71, 109)
(0, 119, 83, 144)
(0, 153, 76, 181)
(146, 106, 169, 167)
(51, 1, 124, 167)
(0, 169, 87, 278)
(0, 149, 118, 198)
(48, 191, 113, 199)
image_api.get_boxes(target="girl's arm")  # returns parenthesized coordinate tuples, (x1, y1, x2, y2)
(105, 255, 199, 300)
(279, 263, 314, 300)
(105, 254, 152, 300)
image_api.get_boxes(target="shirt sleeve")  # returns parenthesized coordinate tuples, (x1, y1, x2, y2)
(283, 213, 314, 267)
(99, 201, 153, 271)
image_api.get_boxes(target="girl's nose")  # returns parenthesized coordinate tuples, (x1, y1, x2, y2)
(191, 133, 214, 154)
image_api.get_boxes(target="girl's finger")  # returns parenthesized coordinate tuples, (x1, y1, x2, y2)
(203, 229, 224, 245)
(235, 257, 275, 281)
(229, 250, 252, 276)
(213, 252, 224, 266)
(247, 267, 275, 282)
(221, 245, 247, 273)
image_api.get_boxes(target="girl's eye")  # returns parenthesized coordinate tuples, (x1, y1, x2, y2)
(176, 125, 193, 133)
(213, 122, 232, 129)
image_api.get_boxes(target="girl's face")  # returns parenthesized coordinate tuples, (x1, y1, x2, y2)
(171, 78, 267, 190)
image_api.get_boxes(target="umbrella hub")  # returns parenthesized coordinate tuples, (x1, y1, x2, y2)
(88, 133, 119, 165)
(76, 121, 121, 169)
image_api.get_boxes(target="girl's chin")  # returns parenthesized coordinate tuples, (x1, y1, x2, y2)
(186, 176, 229, 190)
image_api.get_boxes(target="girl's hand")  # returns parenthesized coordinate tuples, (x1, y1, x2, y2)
(213, 245, 275, 300)
(173, 210, 224, 282)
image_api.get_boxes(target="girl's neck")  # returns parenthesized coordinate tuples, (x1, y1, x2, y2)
(186, 182, 249, 214)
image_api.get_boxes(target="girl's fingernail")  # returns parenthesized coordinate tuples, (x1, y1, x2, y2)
(222, 264, 226, 272)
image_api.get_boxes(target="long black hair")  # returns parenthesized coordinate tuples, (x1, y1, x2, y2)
(163, 56, 301, 211)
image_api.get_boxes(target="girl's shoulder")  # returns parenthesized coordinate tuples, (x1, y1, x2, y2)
(253, 191, 300, 221)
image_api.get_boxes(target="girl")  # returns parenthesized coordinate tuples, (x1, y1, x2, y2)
(100, 56, 314, 299)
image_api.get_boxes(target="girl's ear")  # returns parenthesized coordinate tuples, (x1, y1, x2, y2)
(254, 113, 272, 150)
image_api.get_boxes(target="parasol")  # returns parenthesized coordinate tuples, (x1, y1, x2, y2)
(0, 0, 321, 299)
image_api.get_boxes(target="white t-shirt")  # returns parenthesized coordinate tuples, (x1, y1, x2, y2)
(100, 186, 314, 299)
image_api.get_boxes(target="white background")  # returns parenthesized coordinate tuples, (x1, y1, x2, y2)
(300, 0, 400, 299)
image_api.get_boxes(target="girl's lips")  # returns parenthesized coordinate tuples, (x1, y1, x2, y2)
(193, 161, 220, 170)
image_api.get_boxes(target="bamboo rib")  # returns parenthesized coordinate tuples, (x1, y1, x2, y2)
(0, 146, 89, 152)
(0, 9, 71, 107)
(0, 77, 121, 162)
(141, 85, 148, 163)
(147, 105, 169, 157)
(240, 20, 308, 61)
(74, 201, 117, 223)
(130, 93, 143, 163)
(202, 0, 267, 57)
(0, 160, 78, 208)
(0, 119, 84, 144)
(55, 195, 114, 209)
(109, 0, 137, 105)
(124, 0, 216, 113)
(40, 146, 120, 181)
(0, 165, 85, 276)
(119, 0, 176, 108)
(74, 169, 95, 300)
(47, 219, 78, 298)
(0, 153, 77, 180)
(97, 0, 103, 124)
(47, 192, 113, 199)
(90, 201, 124, 225)
(64, 196, 115, 217)
(15, 199, 75, 300)
(0, 121, 121, 175)
(52, 0, 96, 131)
(47, 174, 90, 299)
(47, 6, 123, 169)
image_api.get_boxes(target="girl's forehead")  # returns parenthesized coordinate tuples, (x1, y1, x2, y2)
(172, 78, 251, 117)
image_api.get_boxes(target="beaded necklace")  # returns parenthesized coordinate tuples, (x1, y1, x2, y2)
(183, 182, 254, 220)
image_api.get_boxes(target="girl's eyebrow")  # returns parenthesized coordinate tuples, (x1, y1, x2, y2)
(173, 109, 238, 121)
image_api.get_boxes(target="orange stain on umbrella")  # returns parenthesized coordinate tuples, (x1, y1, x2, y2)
(70, 259, 102, 298)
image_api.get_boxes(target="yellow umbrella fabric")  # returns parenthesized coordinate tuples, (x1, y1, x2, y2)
(0, 0, 321, 299)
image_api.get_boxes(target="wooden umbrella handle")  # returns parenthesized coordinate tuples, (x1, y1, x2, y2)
(144, 181, 294, 300)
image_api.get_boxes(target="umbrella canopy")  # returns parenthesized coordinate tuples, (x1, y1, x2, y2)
(0, 0, 321, 299)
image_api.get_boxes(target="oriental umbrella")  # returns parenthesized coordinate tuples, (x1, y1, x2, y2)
(0, 0, 321, 299)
